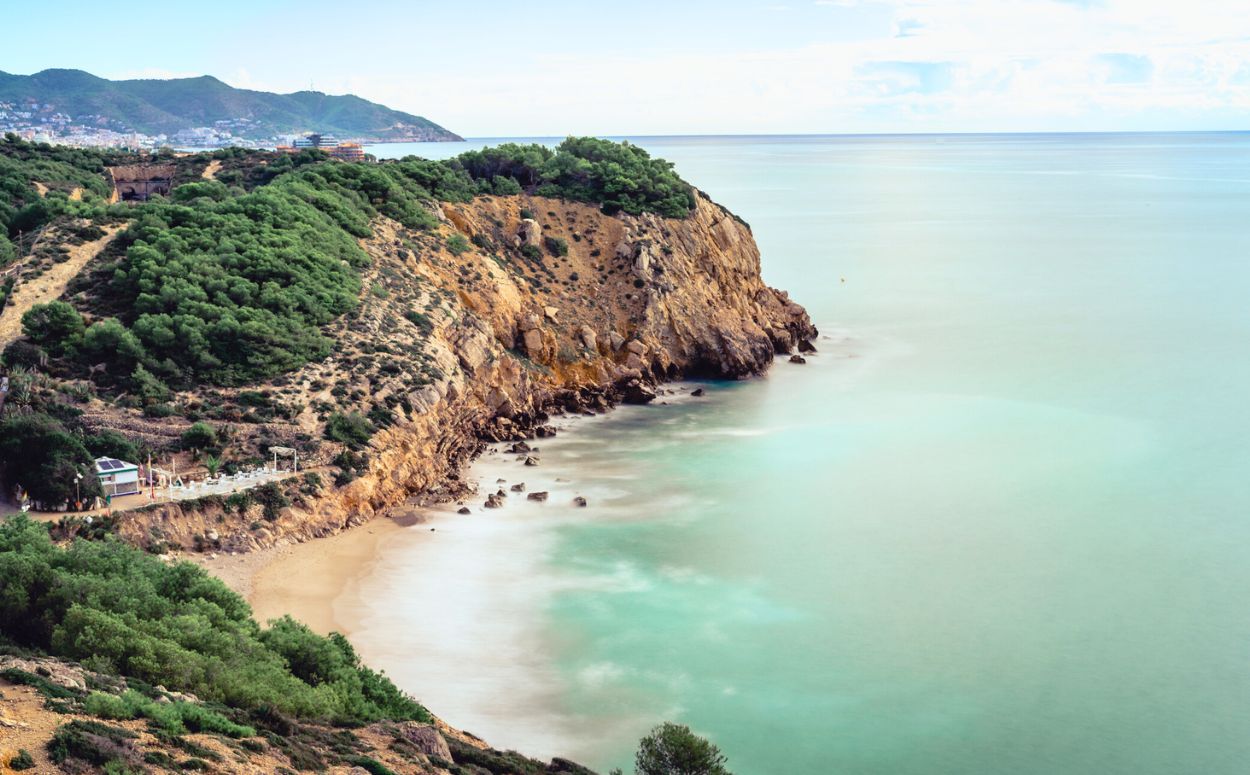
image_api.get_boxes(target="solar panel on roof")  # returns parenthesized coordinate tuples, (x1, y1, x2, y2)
(99, 460, 121, 470)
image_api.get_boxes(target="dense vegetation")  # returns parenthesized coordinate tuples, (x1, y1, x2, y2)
(450, 137, 697, 218)
(0, 411, 102, 506)
(0, 516, 430, 724)
(0, 68, 460, 140)
(0, 135, 700, 506)
(0, 133, 113, 258)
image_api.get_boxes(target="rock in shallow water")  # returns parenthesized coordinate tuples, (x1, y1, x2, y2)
(573, 496, 588, 507)
(789, 354, 807, 364)
(457, 507, 471, 514)
(527, 491, 549, 502)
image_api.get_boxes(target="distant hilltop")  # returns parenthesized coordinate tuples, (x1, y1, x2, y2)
(0, 68, 463, 148)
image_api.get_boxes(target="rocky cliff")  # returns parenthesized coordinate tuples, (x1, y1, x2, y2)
(106, 192, 816, 552)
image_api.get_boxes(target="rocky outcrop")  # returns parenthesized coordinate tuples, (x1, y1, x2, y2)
(112, 192, 816, 552)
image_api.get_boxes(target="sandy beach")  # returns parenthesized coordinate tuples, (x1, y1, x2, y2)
(191, 512, 410, 634)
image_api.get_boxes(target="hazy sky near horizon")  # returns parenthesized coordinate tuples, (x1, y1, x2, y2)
(7, 0, 1250, 135)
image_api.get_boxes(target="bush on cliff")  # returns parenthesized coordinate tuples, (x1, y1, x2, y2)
(0, 516, 431, 725)
(325, 411, 374, 449)
(451, 137, 697, 218)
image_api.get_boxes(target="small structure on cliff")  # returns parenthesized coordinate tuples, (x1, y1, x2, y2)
(107, 164, 176, 202)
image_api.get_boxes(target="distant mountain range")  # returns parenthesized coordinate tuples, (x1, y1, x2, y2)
(0, 68, 462, 143)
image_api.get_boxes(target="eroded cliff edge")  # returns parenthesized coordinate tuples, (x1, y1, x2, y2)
(105, 192, 816, 551)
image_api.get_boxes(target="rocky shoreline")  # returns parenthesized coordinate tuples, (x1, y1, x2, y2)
(107, 192, 817, 557)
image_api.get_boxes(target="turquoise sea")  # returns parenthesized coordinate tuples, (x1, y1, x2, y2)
(350, 134, 1250, 774)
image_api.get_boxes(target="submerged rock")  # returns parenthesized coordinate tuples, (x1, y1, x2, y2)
(789, 354, 807, 364)
(573, 496, 588, 507)
(691, 388, 705, 397)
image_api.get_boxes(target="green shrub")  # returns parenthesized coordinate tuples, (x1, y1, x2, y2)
(324, 411, 374, 448)
(85, 430, 140, 463)
(520, 244, 541, 261)
(20, 301, 84, 356)
(252, 482, 290, 522)
(445, 233, 471, 255)
(9, 749, 35, 770)
(404, 309, 433, 334)
(345, 755, 398, 775)
(1, 668, 83, 700)
(544, 236, 569, 257)
(47, 719, 139, 767)
(180, 422, 217, 451)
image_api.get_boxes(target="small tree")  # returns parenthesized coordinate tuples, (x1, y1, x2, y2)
(635, 723, 731, 775)
(21, 301, 84, 356)
(180, 422, 218, 452)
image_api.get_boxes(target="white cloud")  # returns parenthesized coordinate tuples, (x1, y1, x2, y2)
(253, 0, 1250, 135)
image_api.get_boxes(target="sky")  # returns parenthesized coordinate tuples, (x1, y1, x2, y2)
(5, 0, 1250, 136)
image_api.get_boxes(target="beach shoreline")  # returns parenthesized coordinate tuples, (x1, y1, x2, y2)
(193, 385, 704, 633)
(191, 511, 409, 633)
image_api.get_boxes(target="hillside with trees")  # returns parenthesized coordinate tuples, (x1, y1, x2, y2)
(0, 68, 462, 142)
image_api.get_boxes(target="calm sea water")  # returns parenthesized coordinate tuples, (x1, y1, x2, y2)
(348, 134, 1250, 774)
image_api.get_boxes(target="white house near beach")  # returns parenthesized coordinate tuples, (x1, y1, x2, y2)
(95, 457, 141, 497)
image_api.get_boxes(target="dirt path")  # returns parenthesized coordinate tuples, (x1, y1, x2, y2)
(31, 181, 48, 196)
(202, 159, 222, 179)
(0, 224, 123, 348)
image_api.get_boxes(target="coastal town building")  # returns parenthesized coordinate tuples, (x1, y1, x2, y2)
(276, 135, 367, 162)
